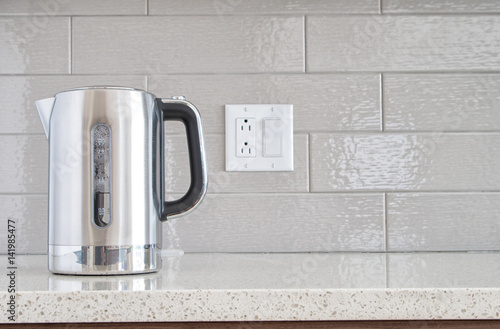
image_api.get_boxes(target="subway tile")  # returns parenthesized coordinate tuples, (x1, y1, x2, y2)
(1, 134, 306, 195)
(73, 16, 304, 74)
(383, 0, 500, 13)
(310, 133, 500, 191)
(160, 254, 386, 289)
(387, 193, 500, 251)
(388, 253, 500, 288)
(0, 135, 48, 193)
(0, 17, 69, 74)
(307, 16, 500, 72)
(0, 0, 146, 15)
(165, 134, 309, 193)
(0, 195, 47, 254)
(0, 75, 146, 134)
(384, 74, 500, 131)
(150, 74, 381, 134)
(163, 193, 385, 252)
(150, 0, 379, 15)
(0, 192, 384, 254)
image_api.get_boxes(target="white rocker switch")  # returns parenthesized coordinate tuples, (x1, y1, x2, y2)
(263, 118, 283, 157)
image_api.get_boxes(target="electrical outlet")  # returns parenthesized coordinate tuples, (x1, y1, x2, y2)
(236, 118, 256, 157)
(226, 104, 293, 171)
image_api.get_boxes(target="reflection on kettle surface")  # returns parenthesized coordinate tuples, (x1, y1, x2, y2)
(48, 272, 161, 292)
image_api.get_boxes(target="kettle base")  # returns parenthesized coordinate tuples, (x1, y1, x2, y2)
(48, 244, 161, 275)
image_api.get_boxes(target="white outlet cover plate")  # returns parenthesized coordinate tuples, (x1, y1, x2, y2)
(225, 104, 293, 171)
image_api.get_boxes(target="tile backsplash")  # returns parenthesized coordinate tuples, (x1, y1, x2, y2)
(1, 0, 499, 254)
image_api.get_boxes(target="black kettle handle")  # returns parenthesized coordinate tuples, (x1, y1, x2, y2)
(157, 98, 207, 221)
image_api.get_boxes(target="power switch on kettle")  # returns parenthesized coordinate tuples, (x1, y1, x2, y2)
(94, 192, 110, 227)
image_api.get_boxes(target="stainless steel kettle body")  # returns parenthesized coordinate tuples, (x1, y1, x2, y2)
(36, 86, 207, 275)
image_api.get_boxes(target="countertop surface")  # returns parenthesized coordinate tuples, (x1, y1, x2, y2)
(1, 252, 500, 323)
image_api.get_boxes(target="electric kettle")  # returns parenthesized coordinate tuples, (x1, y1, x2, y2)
(36, 86, 207, 275)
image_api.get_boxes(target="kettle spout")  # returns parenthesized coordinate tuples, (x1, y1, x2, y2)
(36, 97, 55, 139)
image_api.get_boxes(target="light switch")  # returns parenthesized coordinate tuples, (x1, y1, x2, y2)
(263, 118, 283, 157)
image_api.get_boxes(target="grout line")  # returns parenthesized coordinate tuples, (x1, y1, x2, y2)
(379, 0, 383, 14)
(385, 253, 390, 288)
(380, 73, 384, 132)
(4, 191, 500, 197)
(145, 75, 149, 91)
(3, 71, 500, 77)
(4, 251, 500, 256)
(3, 131, 500, 137)
(69, 16, 72, 74)
(307, 133, 311, 192)
(2, 13, 500, 17)
(383, 192, 388, 251)
(302, 131, 500, 135)
(0, 193, 48, 196)
(146, 0, 149, 15)
(303, 15, 307, 73)
(169, 190, 500, 195)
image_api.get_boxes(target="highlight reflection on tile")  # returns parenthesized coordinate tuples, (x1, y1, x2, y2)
(149, 74, 381, 134)
(149, 0, 380, 15)
(387, 193, 500, 251)
(0, 17, 69, 74)
(384, 74, 500, 131)
(0, 0, 147, 15)
(307, 15, 500, 71)
(164, 193, 385, 252)
(0, 135, 48, 193)
(73, 16, 304, 74)
(388, 253, 500, 287)
(311, 133, 500, 191)
(383, 0, 500, 13)
(164, 134, 309, 193)
(6, 253, 386, 292)
(0, 195, 47, 254)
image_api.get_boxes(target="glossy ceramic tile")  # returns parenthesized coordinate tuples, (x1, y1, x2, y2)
(387, 193, 500, 251)
(0, 0, 146, 15)
(164, 134, 308, 193)
(163, 193, 385, 252)
(307, 16, 500, 72)
(384, 74, 500, 131)
(73, 16, 304, 74)
(388, 253, 500, 288)
(383, 0, 500, 13)
(9, 253, 386, 291)
(0, 135, 48, 193)
(149, 0, 379, 15)
(1, 192, 383, 253)
(149, 74, 381, 134)
(310, 133, 500, 191)
(0, 17, 69, 74)
(0, 75, 146, 134)
(0, 195, 47, 254)
(11, 253, 500, 291)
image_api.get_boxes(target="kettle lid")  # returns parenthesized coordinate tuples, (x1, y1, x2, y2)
(56, 85, 147, 95)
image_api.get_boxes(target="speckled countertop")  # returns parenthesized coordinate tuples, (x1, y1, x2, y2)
(1, 252, 500, 323)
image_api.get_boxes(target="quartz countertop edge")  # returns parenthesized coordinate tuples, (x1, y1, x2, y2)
(8, 288, 500, 323)
(2, 253, 500, 323)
